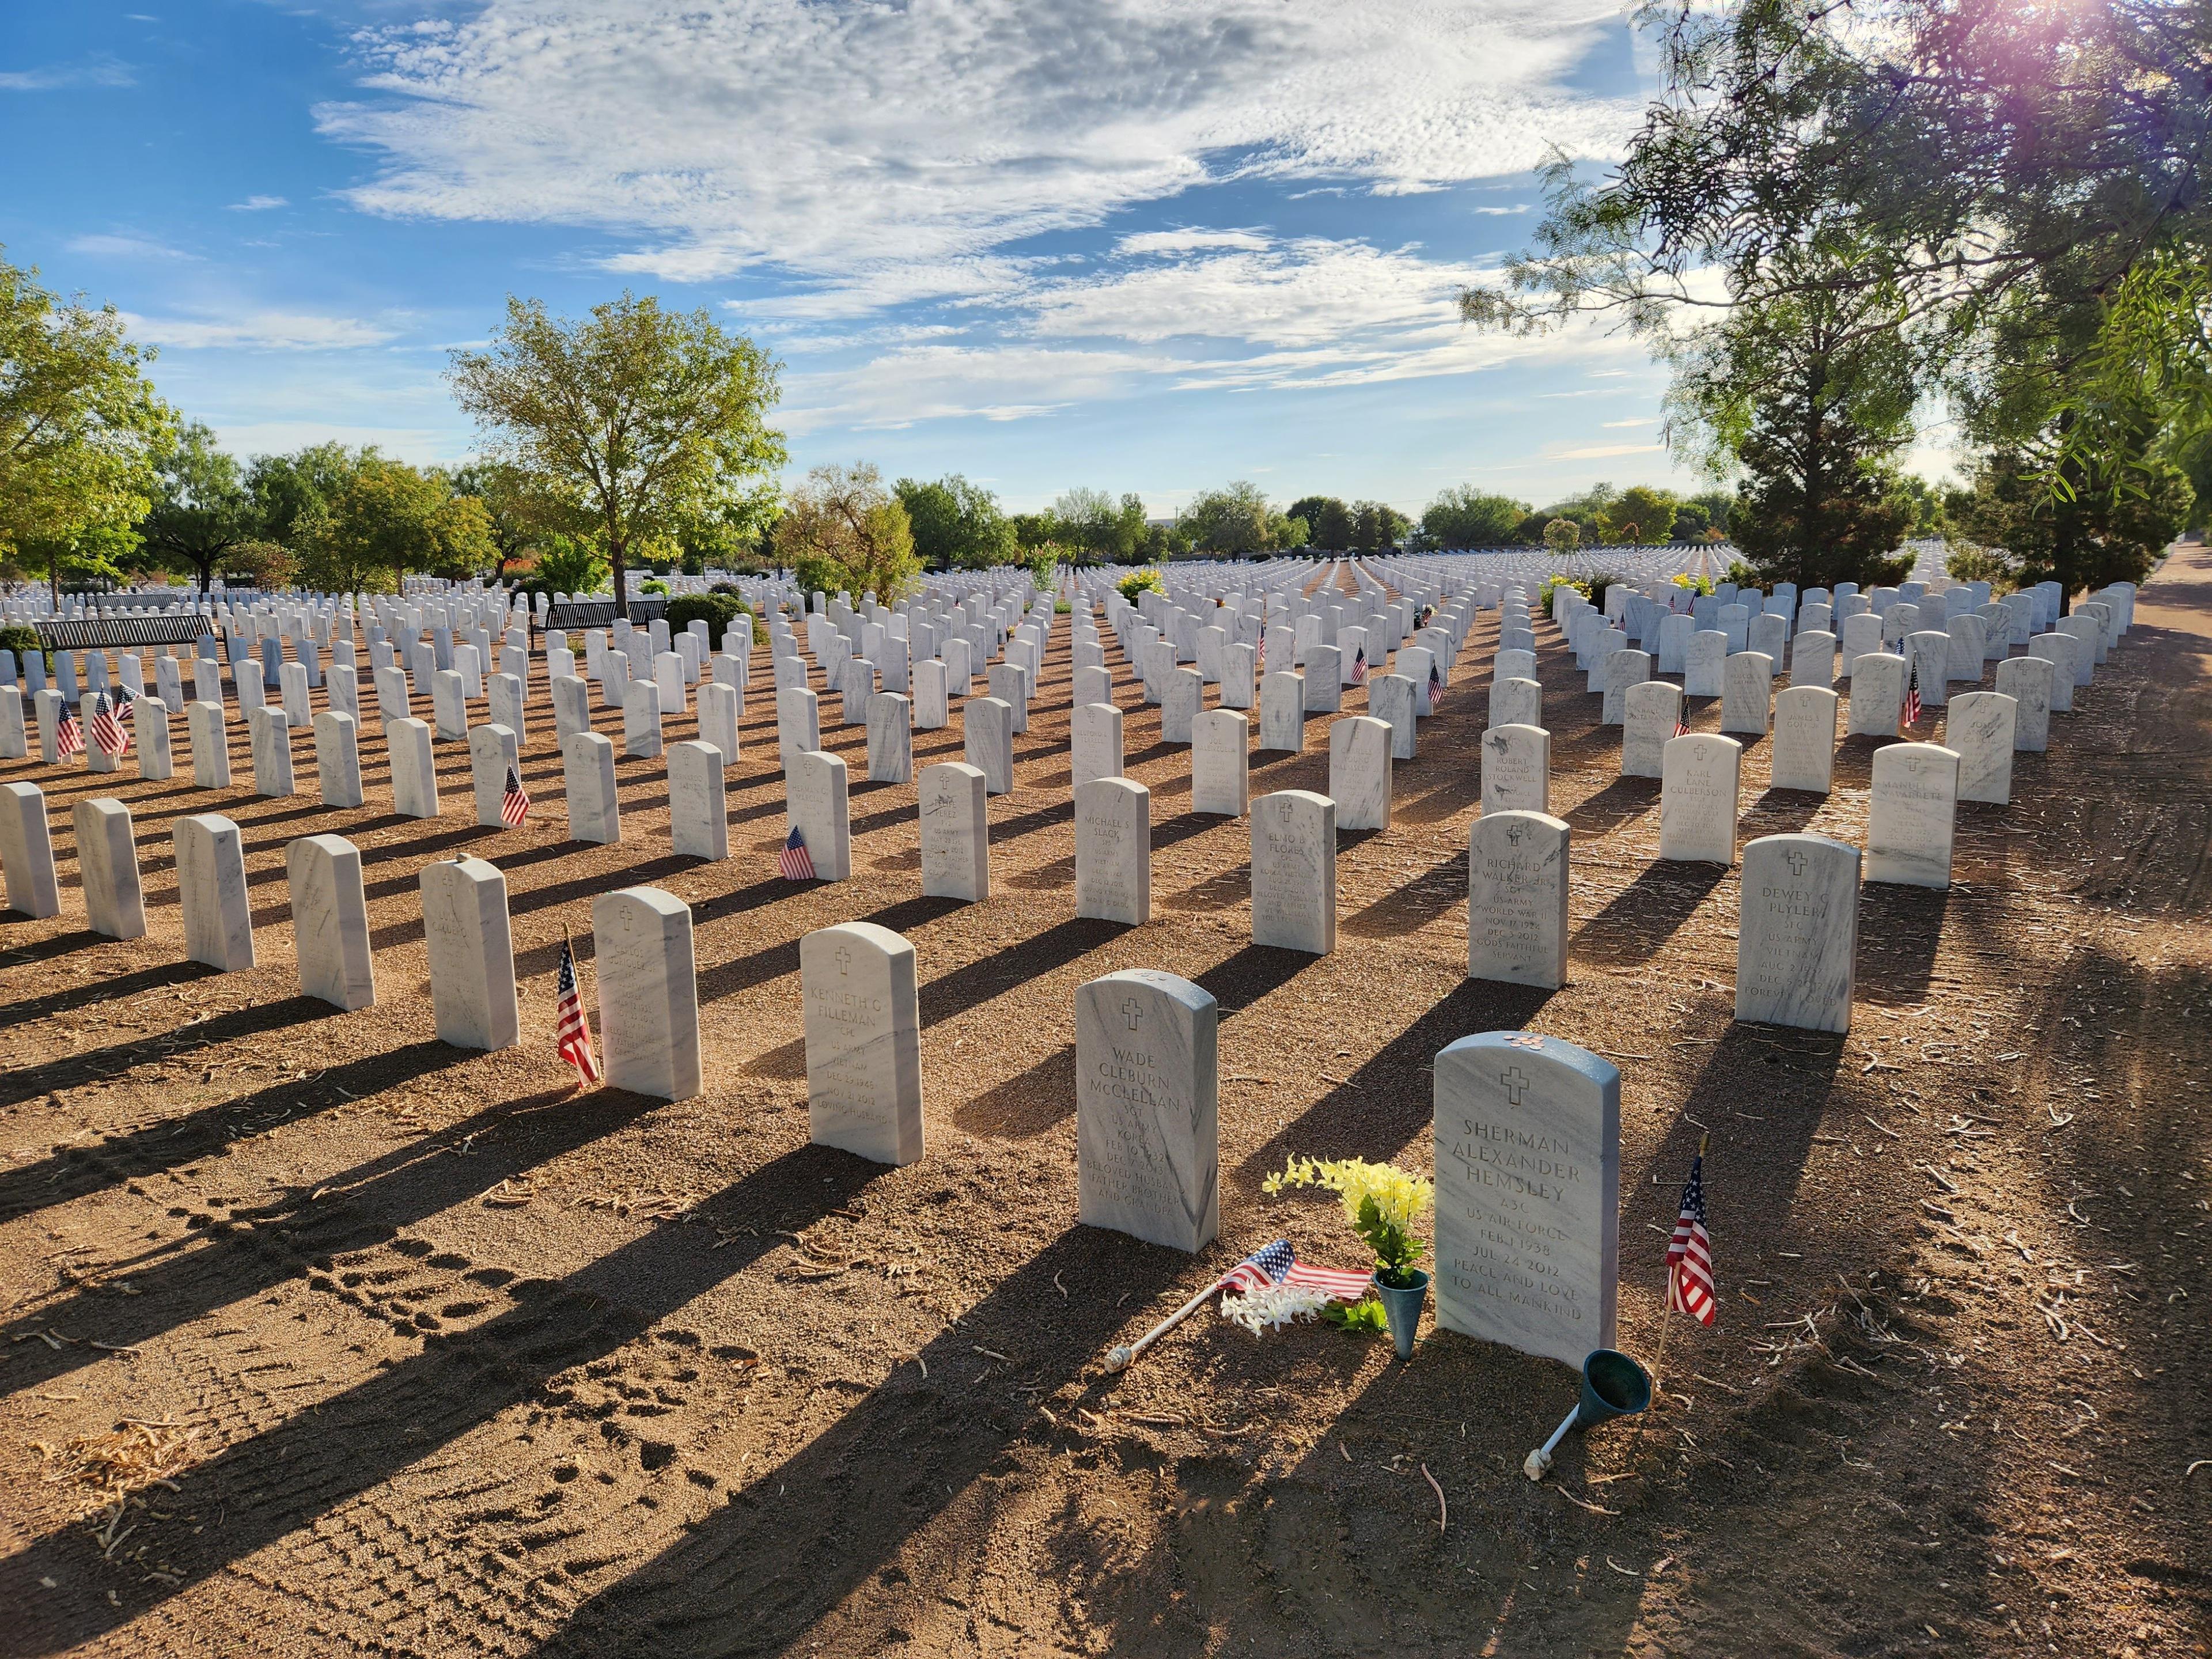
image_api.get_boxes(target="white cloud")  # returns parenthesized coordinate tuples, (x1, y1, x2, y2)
(1601, 417, 1655, 428)
(67, 233, 196, 261)
(0, 56, 134, 92)
(320, 0, 1639, 291)
(121, 310, 403, 350)
(1113, 229, 1273, 257)
(1550, 441, 1664, 460)
(226, 195, 290, 211)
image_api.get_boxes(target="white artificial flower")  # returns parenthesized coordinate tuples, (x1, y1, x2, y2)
(1219, 1283, 1334, 1336)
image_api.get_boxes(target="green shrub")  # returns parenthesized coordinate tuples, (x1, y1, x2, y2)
(0, 623, 41, 657)
(1537, 574, 1587, 608)
(640, 577, 671, 597)
(664, 592, 752, 637)
(1118, 567, 1166, 603)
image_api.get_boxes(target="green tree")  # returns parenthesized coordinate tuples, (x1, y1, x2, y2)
(1461, 0, 2211, 500)
(0, 251, 173, 599)
(448, 292, 784, 619)
(245, 442, 365, 548)
(1952, 429, 2191, 603)
(1349, 501, 1408, 552)
(294, 459, 497, 593)
(533, 535, 610, 596)
(1542, 517, 1581, 550)
(1668, 252, 1921, 590)
(773, 462, 919, 605)
(1179, 482, 1276, 556)
(1422, 487, 1529, 548)
(1290, 495, 1354, 551)
(138, 421, 257, 593)
(897, 474, 1016, 569)
(1607, 484, 1678, 545)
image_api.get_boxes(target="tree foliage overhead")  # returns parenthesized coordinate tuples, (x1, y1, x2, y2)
(293, 456, 498, 594)
(0, 250, 173, 591)
(774, 461, 919, 605)
(448, 293, 785, 618)
(1463, 0, 2207, 589)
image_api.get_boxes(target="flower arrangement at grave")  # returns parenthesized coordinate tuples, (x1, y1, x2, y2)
(1260, 1156, 1435, 1355)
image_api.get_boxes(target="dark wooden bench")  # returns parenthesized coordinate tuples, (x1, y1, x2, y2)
(34, 615, 218, 653)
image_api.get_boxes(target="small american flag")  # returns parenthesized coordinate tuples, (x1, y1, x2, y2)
(56, 705, 85, 758)
(777, 824, 816, 880)
(1672, 714, 1691, 738)
(1255, 632, 1266, 672)
(553, 934, 601, 1085)
(1217, 1239, 1374, 1301)
(1427, 659, 1445, 709)
(1665, 1153, 1715, 1326)
(501, 763, 531, 827)
(1350, 646, 1368, 686)
(88, 692, 129, 756)
(1902, 658, 1922, 728)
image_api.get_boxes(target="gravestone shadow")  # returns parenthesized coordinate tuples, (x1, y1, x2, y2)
(1570, 860, 1729, 967)
(1855, 880, 1950, 1004)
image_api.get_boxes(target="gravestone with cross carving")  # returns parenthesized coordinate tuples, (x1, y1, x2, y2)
(1249, 790, 1335, 955)
(1868, 741, 1960, 888)
(1076, 969, 1219, 1253)
(1659, 732, 1742, 865)
(801, 922, 925, 1166)
(1075, 777, 1150, 925)
(918, 761, 990, 902)
(1736, 834, 1860, 1033)
(1433, 1030, 1620, 1367)
(1467, 809, 1570, 989)
(593, 886, 704, 1100)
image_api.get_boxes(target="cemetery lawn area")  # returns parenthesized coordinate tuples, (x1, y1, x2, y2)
(3, 553, 2210, 1658)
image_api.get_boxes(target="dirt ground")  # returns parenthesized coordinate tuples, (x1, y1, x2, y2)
(1, 547, 2207, 1659)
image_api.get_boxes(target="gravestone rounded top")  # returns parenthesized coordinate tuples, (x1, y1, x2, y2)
(803, 919, 915, 969)
(596, 884, 691, 928)
(1436, 1029, 1620, 1097)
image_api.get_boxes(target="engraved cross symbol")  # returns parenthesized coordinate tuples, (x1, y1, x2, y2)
(1121, 998, 1144, 1031)
(1505, 821, 1525, 845)
(1500, 1067, 1531, 1105)
(834, 946, 851, 976)
(1783, 848, 1809, 877)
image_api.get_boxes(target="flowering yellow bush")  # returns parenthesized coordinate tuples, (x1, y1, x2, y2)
(1264, 1156, 1434, 1287)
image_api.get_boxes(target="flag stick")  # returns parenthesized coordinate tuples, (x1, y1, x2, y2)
(1646, 1130, 1709, 1411)
(1523, 1404, 1580, 1482)
(1104, 1274, 1228, 1372)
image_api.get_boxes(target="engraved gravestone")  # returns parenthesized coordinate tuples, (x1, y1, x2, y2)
(1481, 722, 1550, 815)
(1433, 1032, 1619, 1367)
(1868, 742, 1960, 889)
(1467, 810, 1569, 990)
(1735, 834, 1859, 1033)
(1075, 778, 1150, 925)
(1077, 970, 1219, 1253)
(1660, 733, 1741, 864)
(1947, 690, 2017, 805)
(594, 887, 703, 1101)
(1249, 790, 1335, 955)
(802, 922, 925, 1166)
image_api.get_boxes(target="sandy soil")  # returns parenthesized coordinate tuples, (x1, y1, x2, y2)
(1, 550, 2207, 1658)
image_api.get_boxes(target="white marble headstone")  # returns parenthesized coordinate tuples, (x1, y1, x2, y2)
(1467, 810, 1569, 989)
(1480, 722, 1550, 815)
(1433, 1031, 1619, 1367)
(1074, 777, 1149, 925)
(1249, 790, 1335, 955)
(175, 813, 254, 971)
(1736, 834, 1859, 1033)
(919, 761, 989, 902)
(1658, 733, 1740, 864)
(75, 797, 146, 940)
(287, 833, 376, 1011)
(594, 886, 702, 1100)
(1328, 715, 1392, 831)
(1076, 969, 1218, 1253)
(421, 855, 518, 1051)
(1867, 742, 1959, 889)
(801, 922, 925, 1166)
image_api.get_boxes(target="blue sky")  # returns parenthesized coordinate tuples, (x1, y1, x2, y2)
(1, 0, 1718, 517)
